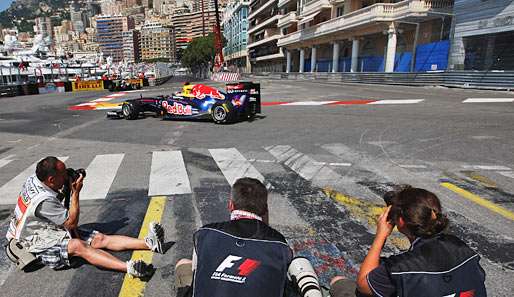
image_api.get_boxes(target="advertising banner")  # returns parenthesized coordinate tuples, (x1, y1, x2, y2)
(72, 80, 104, 92)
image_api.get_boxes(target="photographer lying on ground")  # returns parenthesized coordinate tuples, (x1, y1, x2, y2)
(174, 177, 294, 297)
(5, 156, 165, 278)
(330, 186, 487, 297)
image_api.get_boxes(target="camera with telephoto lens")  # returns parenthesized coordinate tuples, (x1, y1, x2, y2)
(61, 168, 86, 209)
(287, 257, 323, 297)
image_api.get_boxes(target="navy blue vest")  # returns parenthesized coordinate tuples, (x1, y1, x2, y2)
(192, 220, 292, 297)
(384, 234, 487, 297)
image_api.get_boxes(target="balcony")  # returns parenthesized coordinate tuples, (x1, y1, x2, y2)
(278, 0, 295, 8)
(278, 0, 453, 46)
(247, 34, 281, 48)
(301, 0, 331, 16)
(248, 0, 276, 20)
(277, 11, 298, 28)
(248, 15, 281, 34)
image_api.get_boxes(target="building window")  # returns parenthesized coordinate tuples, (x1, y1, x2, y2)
(336, 6, 344, 17)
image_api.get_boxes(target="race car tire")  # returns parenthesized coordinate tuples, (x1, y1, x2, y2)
(211, 103, 232, 124)
(122, 101, 140, 120)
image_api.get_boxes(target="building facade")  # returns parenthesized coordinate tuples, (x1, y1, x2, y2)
(122, 29, 141, 63)
(449, 0, 514, 71)
(223, 0, 250, 72)
(96, 15, 134, 62)
(140, 21, 176, 62)
(171, 7, 218, 60)
(277, 0, 453, 73)
(247, 0, 284, 72)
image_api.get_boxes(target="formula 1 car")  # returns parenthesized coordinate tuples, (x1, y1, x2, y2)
(106, 82, 261, 124)
(108, 79, 142, 92)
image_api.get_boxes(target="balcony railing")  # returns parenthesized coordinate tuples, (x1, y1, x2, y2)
(278, 0, 453, 46)
(248, 15, 281, 34)
(277, 11, 298, 28)
(247, 34, 281, 48)
(278, 0, 295, 8)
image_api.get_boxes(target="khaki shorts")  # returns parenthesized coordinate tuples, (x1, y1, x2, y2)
(330, 278, 358, 297)
(175, 262, 193, 297)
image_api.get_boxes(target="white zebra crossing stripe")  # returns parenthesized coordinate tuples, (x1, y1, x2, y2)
(80, 154, 124, 200)
(148, 151, 191, 196)
(497, 171, 514, 179)
(209, 148, 264, 186)
(265, 145, 340, 186)
(0, 157, 69, 205)
(0, 159, 13, 169)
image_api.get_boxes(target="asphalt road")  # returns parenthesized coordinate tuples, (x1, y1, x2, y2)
(0, 78, 513, 297)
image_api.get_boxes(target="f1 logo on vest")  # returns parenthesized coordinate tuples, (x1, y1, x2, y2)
(443, 290, 475, 297)
(211, 255, 261, 284)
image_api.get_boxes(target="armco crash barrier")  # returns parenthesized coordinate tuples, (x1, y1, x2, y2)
(38, 82, 66, 94)
(72, 80, 104, 92)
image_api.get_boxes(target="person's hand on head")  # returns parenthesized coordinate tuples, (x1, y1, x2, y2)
(376, 206, 394, 238)
(71, 175, 84, 194)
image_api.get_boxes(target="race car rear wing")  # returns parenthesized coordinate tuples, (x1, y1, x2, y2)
(226, 81, 261, 114)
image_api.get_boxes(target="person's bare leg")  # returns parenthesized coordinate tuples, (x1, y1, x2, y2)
(68, 239, 127, 272)
(90, 233, 149, 251)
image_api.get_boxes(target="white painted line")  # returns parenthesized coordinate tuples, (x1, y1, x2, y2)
(462, 165, 512, 171)
(497, 171, 514, 179)
(398, 164, 428, 169)
(0, 155, 15, 169)
(210, 148, 264, 186)
(126, 90, 147, 93)
(255, 159, 275, 163)
(0, 157, 68, 205)
(463, 98, 514, 103)
(265, 145, 345, 190)
(368, 99, 424, 105)
(80, 154, 124, 200)
(329, 162, 352, 167)
(281, 101, 338, 106)
(106, 93, 127, 98)
(149, 151, 191, 196)
(95, 106, 122, 110)
(92, 97, 113, 102)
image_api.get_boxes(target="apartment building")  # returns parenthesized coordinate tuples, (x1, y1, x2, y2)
(277, 0, 453, 73)
(247, 0, 284, 72)
(122, 29, 141, 63)
(96, 15, 135, 62)
(140, 21, 176, 62)
(172, 7, 217, 60)
(223, 0, 250, 72)
(449, 0, 514, 71)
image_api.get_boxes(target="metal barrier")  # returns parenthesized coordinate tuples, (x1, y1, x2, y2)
(244, 71, 514, 91)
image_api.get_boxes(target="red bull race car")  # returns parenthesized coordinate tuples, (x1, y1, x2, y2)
(106, 82, 261, 124)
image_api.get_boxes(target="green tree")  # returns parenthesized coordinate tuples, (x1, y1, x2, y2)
(181, 34, 215, 76)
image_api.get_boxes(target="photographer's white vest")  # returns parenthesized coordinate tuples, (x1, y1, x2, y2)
(6, 174, 68, 253)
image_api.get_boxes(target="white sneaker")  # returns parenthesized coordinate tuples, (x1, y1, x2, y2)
(145, 222, 165, 254)
(126, 260, 154, 278)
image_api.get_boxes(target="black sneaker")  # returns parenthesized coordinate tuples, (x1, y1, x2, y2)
(126, 260, 154, 278)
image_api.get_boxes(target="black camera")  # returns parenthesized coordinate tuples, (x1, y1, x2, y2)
(61, 168, 86, 209)
(66, 168, 86, 182)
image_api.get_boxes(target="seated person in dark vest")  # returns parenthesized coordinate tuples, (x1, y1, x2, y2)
(175, 177, 293, 297)
(330, 186, 487, 297)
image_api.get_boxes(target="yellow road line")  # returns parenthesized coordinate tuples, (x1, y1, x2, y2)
(441, 182, 514, 221)
(118, 196, 167, 297)
(323, 188, 411, 250)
